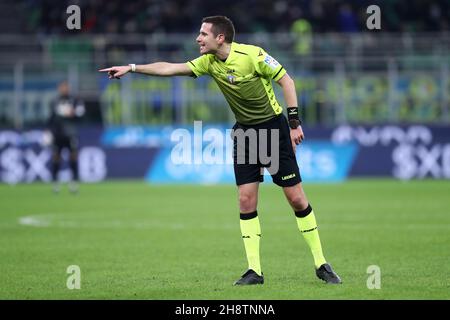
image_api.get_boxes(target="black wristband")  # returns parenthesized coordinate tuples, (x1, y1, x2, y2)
(287, 107, 302, 129)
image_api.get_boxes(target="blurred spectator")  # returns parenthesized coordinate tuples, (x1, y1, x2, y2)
(337, 3, 358, 33)
(291, 18, 312, 56)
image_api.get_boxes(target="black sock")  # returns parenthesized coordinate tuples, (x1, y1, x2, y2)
(70, 160, 78, 181)
(51, 160, 60, 182)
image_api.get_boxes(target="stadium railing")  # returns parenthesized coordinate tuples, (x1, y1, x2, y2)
(0, 33, 449, 128)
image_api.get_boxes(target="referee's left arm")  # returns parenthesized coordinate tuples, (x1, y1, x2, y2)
(277, 73, 297, 107)
(277, 73, 305, 148)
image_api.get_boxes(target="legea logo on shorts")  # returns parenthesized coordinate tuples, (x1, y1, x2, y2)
(281, 173, 296, 180)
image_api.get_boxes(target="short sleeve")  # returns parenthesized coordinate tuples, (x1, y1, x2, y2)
(186, 55, 210, 78)
(254, 48, 286, 82)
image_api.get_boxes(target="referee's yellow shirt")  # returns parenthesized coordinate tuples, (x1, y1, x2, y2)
(186, 42, 287, 125)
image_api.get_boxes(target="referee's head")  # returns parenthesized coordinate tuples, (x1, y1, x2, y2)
(201, 16, 235, 44)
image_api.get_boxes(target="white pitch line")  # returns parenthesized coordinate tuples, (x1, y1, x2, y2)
(18, 216, 50, 227)
(16, 214, 236, 230)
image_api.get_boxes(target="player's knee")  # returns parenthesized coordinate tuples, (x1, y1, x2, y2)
(287, 194, 308, 211)
(239, 193, 257, 212)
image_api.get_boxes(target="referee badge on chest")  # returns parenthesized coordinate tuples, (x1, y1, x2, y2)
(227, 69, 236, 84)
(227, 74, 236, 84)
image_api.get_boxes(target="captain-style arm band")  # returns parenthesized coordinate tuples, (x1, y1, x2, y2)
(287, 106, 302, 129)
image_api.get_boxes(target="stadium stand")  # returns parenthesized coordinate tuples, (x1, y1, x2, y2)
(0, 0, 449, 128)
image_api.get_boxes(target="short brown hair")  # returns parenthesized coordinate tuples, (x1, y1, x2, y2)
(202, 16, 235, 43)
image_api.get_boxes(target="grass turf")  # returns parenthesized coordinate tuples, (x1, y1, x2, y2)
(0, 179, 449, 299)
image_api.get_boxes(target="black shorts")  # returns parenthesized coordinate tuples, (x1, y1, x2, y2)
(232, 114, 302, 187)
(53, 135, 78, 154)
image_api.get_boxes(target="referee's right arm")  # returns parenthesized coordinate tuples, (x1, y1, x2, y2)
(99, 62, 193, 79)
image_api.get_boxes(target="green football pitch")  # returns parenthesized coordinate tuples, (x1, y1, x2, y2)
(0, 179, 448, 300)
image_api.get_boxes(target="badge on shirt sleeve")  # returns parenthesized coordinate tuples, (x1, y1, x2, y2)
(263, 55, 280, 69)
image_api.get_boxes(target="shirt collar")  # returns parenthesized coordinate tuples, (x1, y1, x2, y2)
(217, 42, 236, 64)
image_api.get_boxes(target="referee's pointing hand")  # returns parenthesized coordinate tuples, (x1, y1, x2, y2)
(99, 66, 131, 79)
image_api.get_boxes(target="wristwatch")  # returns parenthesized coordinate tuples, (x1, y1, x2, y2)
(289, 119, 302, 129)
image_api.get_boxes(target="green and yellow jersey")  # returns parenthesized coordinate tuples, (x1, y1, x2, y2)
(186, 42, 287, 125)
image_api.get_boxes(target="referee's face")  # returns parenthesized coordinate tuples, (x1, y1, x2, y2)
(196, 23, 219, 55)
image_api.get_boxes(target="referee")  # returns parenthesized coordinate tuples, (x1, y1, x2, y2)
(100, 16, 341, 285)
